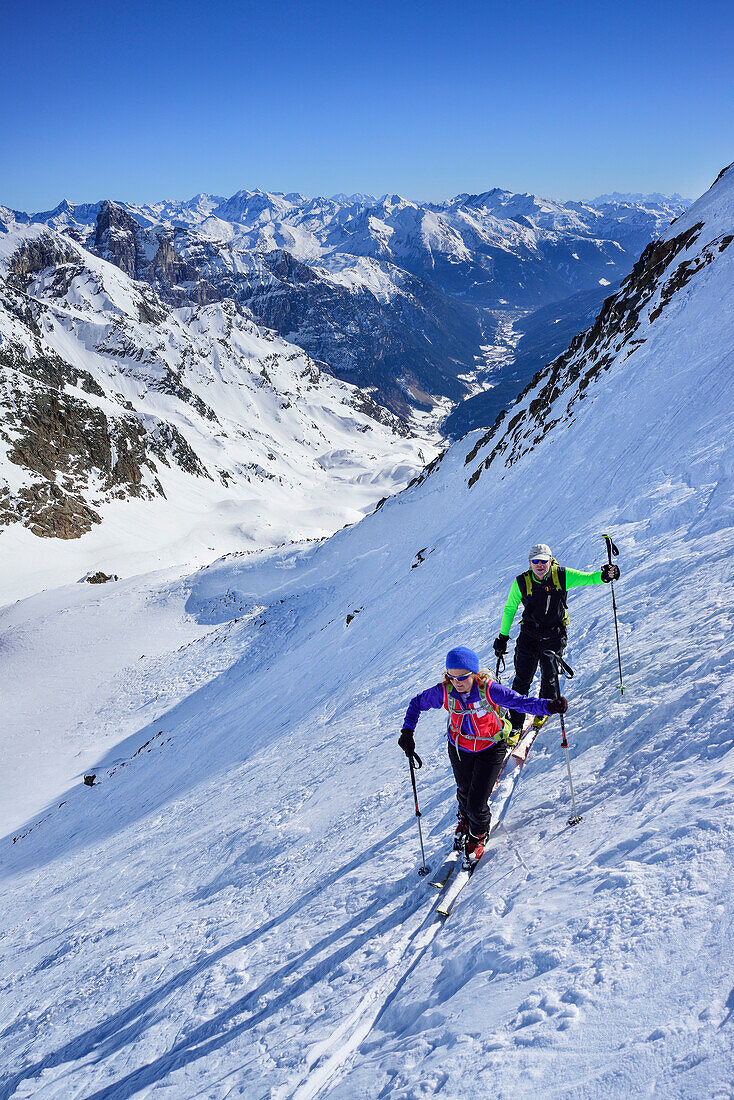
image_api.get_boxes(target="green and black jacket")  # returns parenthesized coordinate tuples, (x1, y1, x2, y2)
(499, 560, 603, 636)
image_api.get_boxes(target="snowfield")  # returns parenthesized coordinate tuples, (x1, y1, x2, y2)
(1, 169, 733, 1098)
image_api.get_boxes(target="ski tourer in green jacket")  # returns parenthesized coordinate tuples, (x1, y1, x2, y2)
(492, 542, 620, 734)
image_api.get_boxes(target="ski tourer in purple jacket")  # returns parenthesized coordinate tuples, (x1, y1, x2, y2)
(397, 645, 567, 866)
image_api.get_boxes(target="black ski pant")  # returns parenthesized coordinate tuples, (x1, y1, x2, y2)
(509, 627, 566, 731)
(447, 739, 507, 838)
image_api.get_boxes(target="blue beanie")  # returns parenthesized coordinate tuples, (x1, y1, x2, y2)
(445, 646, 479, 673)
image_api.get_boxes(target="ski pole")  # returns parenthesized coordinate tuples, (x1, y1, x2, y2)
(602, 533, 625, 697)
(407, 752, 430, 877)
(544, 650, 583, 827)
(494, 654, 508, 719)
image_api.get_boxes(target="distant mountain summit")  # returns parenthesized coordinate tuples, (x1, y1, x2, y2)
(590, 191, 689, 209)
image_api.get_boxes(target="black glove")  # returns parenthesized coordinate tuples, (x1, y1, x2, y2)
(493, 634, 509, 658)
(398, 727, 416, 758)
(546, 697, 568, 715)
(601, 563, 620, 583)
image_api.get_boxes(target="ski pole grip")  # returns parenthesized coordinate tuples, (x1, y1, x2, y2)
(602, 533, 619, 564)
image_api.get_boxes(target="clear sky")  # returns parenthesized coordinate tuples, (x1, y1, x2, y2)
(2, 0, 732, 212)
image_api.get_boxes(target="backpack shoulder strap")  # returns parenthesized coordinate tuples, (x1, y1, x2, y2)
(518, 570, 533, 597)
(477, 674, 500, 717)
(551, 559, 562, 591)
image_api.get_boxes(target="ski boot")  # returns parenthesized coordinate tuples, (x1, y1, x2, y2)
(532, 715, 548, 730)
(463, 827, 489, 871)
(504, 724, 522, 748)
(453, 813, 468, 852)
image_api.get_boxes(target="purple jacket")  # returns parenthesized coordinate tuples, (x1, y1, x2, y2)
(403, 679, 551, 748)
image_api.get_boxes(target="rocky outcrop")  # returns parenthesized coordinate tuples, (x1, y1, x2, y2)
(0, 481, 102, 538)
(91, 202, 220, 309)
(7, 234, 78, 282)
(0, 333, 213, 537)
(92, 201, 148, 280)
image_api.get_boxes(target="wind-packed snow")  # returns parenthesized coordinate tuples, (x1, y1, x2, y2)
(0, 169, 732, 1098)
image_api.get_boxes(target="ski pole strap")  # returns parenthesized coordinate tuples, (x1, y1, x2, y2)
(543, 649, 574, 679)
(410, 751, 423, 770)
(556, 654, 575, 679)
(602, 533, 619, 563)
(495, 656, 505, 679)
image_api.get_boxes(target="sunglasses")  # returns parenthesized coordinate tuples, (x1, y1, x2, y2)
(447, 672, 473, 681)
(530, 558, 551, 565)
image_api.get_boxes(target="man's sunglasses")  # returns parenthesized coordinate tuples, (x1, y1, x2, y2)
(530, 558, 551, 565)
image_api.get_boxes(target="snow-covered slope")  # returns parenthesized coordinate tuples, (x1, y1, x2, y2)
(0, 224, 434, 602)
(0, 167, 731, 1097)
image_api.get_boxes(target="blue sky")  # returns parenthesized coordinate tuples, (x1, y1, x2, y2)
(3, 0, 732, 211)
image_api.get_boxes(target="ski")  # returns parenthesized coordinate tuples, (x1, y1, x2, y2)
(510, 722, 540, 765)
(428, 849, 460, 890)
(435, 848, 487, 917)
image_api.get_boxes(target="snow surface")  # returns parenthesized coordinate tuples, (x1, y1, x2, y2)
(0, 170, 732, 1098)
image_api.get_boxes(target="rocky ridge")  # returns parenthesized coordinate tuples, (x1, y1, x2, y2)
(461, 166, 732, 485)
(0, 224, 430, 546)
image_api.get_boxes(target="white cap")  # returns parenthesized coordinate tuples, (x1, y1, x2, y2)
(529, 543, 552, 561)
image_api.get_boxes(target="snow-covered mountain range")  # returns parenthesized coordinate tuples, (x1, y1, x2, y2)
(1, 166, 731, 1096)
(0, 223, 433, 601)
(0, 185, 688, 592)
(2, 187, 688, 421)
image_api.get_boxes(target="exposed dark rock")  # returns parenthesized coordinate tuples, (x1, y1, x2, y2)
(711, 162, 733, 187)
(91, 201, 220, 310)
(92, 201, 148, 280)
(0, 481, 102, 538)
(148, 371, 219, 423)
(7, 234, 77, 282)
(147, 422, 211, 479)
(465, 221, 709, 486)
(0, 336, 105, 397)
(349, 388, 411, 436)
